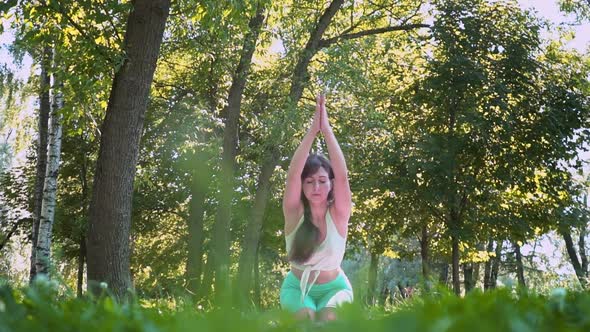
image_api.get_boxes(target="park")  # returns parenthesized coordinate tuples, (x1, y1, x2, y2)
(1, 0, 590, 330)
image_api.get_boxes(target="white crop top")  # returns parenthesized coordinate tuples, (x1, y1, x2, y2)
(285, 209, 347, 303)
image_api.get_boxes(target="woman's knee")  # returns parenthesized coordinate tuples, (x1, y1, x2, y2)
(324, 289, 353, 307)
(318, 308, 337, 322)
(295, 307, 315, 320)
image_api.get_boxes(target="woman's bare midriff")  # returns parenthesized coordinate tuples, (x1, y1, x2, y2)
(291, 266, 340, 284)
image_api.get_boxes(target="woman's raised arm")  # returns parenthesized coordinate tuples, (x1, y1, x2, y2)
(283, 101, 321, 221)
(319, 94, 352, 221)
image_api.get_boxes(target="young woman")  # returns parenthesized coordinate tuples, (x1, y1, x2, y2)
(280, 94, 353, 321)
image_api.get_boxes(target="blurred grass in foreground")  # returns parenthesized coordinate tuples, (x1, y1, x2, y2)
(1, 277, 589, 331)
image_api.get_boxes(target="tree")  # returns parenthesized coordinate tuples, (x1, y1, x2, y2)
(390, 0, 590, 294)
(0, 61, 31, 254)
(210, 0, 267, 303)
(2, 0, 129, 287)
(29, 46, 51, 282)
(34, 48, 64, 276)
(86, 0, 171, 298)
(559, 191, 590, 288)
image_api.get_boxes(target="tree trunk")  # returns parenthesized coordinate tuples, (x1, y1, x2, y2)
(419, 223, 430, 281)
(483, 239, 494, 290)
(513, 241, 526, 288)
(77, 234, 86, 298)
(469, 242, 484, 290)
(438, 262, 449, 285)
(29, 45, 51, 283)
(367, 252, 379, 306)
(35, 69, 63, 276)
(472, 261, 480, 290)
(451, 234, 461, 295)
(582, 195, 589, 278)
(490, 240, 502, 289)
(379, 284, 390, 306)
(188, 49, 220, 299)
(185, 153, 211, 296)
(562, 229, 588, 288)
(253, 243, 261, 308)
(86, 0, 170, 299)
(463, 263, 474, 292)
(288, 0, 344, 100)
(211, 4, 266, 304)
(579, 226, 588, 286)
(77, 145, 90, 298)
(199, 254, 215, 300)
(236, 151, 276, 305)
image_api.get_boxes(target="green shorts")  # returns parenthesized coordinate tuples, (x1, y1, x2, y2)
(280, 271, 353, 312)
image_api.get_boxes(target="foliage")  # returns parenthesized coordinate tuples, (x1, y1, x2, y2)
(559, 0, 590, 22)
(0, 150, 35, 253)
(2, 280, 590, 331)
(379, 0, 590, 266)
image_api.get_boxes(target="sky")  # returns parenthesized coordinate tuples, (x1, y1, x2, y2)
(519, 0, 590, 52)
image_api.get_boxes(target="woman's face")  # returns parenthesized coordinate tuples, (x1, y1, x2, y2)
(302, 167, 332, 204)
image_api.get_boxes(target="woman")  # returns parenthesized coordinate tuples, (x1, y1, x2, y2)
(280, 94, 353, 321)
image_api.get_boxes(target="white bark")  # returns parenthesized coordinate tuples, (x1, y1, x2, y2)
(29, 46, 51, 283)
(35, 77, 63, 276)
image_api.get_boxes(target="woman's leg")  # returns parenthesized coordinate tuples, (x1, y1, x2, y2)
(315, 273, 353, 321)
(295, 307, 316, 321)
(280, 272, 317, 319)
(317, 307, 337, 321)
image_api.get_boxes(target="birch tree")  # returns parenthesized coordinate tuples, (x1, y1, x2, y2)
(34, 62, 63, 276)
(29, 46, 51, 282)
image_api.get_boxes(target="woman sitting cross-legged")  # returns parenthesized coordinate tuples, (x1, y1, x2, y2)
(280, 93, 353, 322)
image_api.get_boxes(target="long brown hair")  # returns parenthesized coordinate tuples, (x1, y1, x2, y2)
(288, 154, 334, 263)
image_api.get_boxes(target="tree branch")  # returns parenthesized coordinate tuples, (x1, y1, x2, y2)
(319, 23, 430, 48)
(97, 0, 124, 46)
(0, 219, 23, 252)
(289, 0, 345, 102)
(426, 201, 446, 223)
(562, 228, 585, 283)
(339, 6, 384, 37)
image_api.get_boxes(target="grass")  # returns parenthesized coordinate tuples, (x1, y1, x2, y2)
(1, 277, 590, 331)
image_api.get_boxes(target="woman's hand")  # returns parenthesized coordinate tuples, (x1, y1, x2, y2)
(310, 94, 322, 134)
(317, 93, 331, 134)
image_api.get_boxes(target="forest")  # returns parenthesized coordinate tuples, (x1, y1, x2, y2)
(1, 0, 590, 331)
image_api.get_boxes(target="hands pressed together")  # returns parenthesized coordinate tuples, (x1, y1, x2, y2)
(311, 93, 332, 135)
